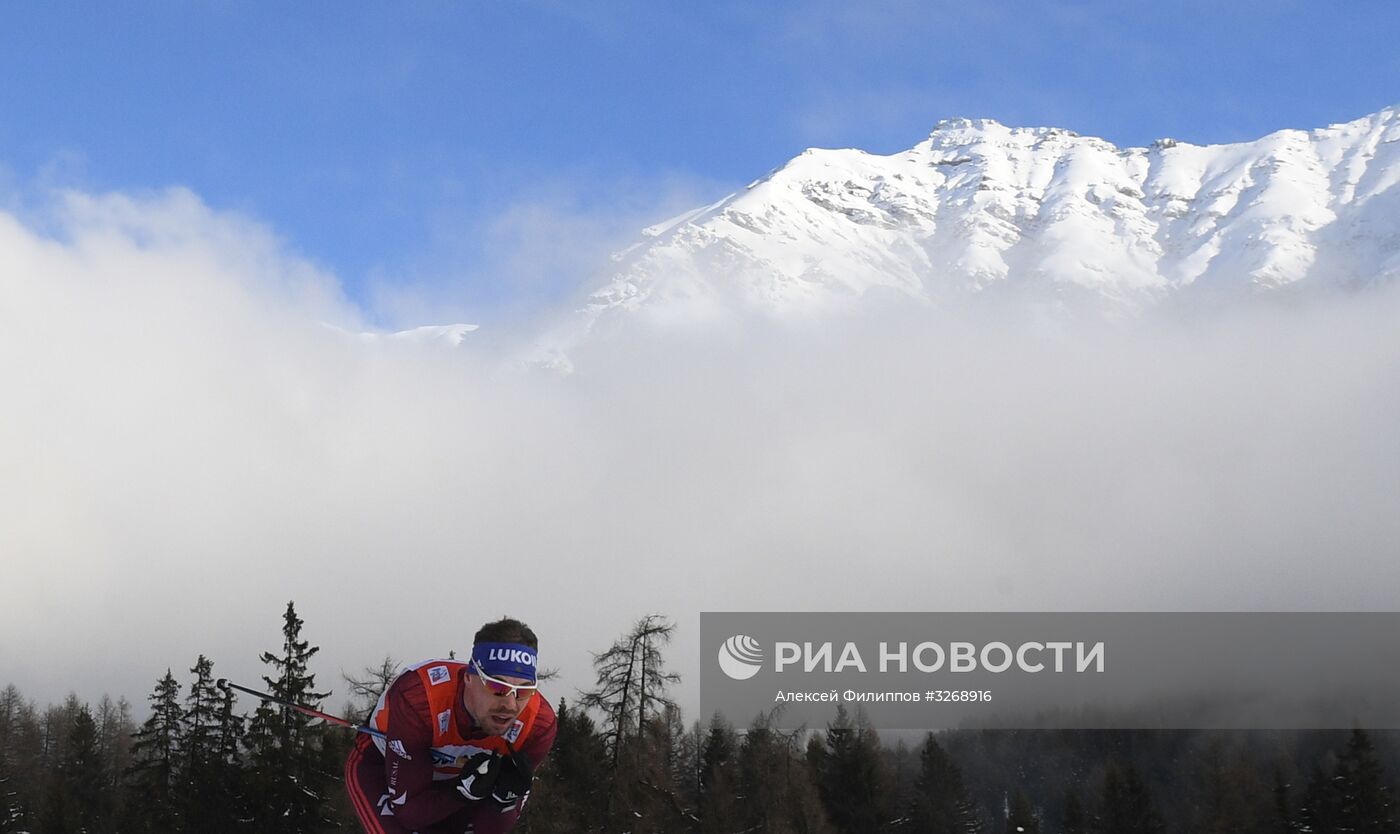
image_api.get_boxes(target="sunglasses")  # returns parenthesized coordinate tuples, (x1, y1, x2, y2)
(471, 659, 539, 700)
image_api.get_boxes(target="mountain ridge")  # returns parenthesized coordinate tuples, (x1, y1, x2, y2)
(566, 104, 1400, 340)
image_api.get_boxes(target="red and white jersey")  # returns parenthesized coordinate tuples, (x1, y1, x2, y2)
(368, 658, 547, 780)
(350, 657, 557, 831)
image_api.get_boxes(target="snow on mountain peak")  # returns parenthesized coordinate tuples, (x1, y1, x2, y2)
(552, 105, 1400, 357)
(349, 323, 479, 346)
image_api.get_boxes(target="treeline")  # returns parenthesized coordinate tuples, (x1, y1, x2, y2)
(4, 609, 1399, 834)
(521, 616, 1400, 834)
(1, 602, 348, 834)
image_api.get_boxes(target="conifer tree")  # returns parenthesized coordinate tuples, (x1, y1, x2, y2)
(738, 717, 784, 832)
(737, 712, 833, 834)
(41, 704, 105, 834)
(127, 670, 184, 833)
(1096, 762, 1165, 834)
(0, 745, 16, 833)
(1332, 728, 1397, 834)
(890, 738, 916, 813)
(520, 698, 609, 834)
(182, 656, 219, 796)
(245, 601, 331, 834)
(1004, 788, 1039, 834)
(680, 720, 707, 808)
(810, 705, 891, 834)
(907, 731, 982, 834)
(1272, 768, 1298, 834)
(1189, 739, 1271, 834)
(1061, 789, 1087, 834)
(215, 679, 245, 770)
(215, 675, 249, 830)
(0, 685, 37, 834)
(660, 703, 696, 809)
(698, 714, 741, 834)
(1298, 762, 1342, 834)
(181, 655, 245, 833)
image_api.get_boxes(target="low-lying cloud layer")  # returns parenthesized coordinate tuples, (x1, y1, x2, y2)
(4, 186, 1398, 717)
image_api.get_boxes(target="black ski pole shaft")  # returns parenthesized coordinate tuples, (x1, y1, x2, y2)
(216, 678, 385, 740)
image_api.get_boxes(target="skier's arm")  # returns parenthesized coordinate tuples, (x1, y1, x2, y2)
(381, 677, 474, 829)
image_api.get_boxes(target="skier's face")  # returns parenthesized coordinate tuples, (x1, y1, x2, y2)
(462, 668, 535, 736)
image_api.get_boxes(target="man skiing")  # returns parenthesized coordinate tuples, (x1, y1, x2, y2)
(345, 617, 558, 834)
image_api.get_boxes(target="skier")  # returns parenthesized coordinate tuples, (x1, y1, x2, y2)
(345, 617, 558, 834)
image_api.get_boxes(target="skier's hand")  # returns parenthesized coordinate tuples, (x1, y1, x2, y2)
(456, 752, 503, 802)
(489, 753, 534, 809)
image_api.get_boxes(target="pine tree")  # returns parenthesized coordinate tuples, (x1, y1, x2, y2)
(1332, 728, 1397, 834)
(1273, 769, 1295, 834)
(41, 704, 106, 834)
(698, 714, 742, 834)
(181, 655, 247, 834)
(1299, 762, 1343, 834)
(1097, 762, 1165, 834)
(1061, 789, 1087, 834)
(245, 601, 332, 834)
(181, 656, 218, 820)
(1004, 789, 1039, 834)
(661, 706, 702, 817)
(127, 671, 184, 833)
(659, 703, 696, 811)
(907, 731, 982, 834)
(214, 676, 249, 830)
(890, 738, 916, 815)
(520, 698, 610, 834)
(736, 711, 833, 834)
(1190, 738, 1271, 834)
(810, 705, 891, 834)
(0, 685, 38, 834)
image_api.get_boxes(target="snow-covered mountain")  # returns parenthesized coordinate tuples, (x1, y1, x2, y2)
(567, 105, 1400, 342)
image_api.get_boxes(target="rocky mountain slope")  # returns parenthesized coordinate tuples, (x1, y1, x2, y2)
(577, 105, 1400, 333)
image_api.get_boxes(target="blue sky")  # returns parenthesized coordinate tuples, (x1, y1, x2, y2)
(2, 1, 1397, 325)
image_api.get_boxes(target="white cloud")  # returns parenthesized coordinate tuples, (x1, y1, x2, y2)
(361, 172, 733, 338)
(3, 184, 1398, 722)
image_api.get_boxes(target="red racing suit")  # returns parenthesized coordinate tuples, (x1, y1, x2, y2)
(345, 659, 557, 834)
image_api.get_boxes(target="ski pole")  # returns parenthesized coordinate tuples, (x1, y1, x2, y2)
(216, 678, 385, 740)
